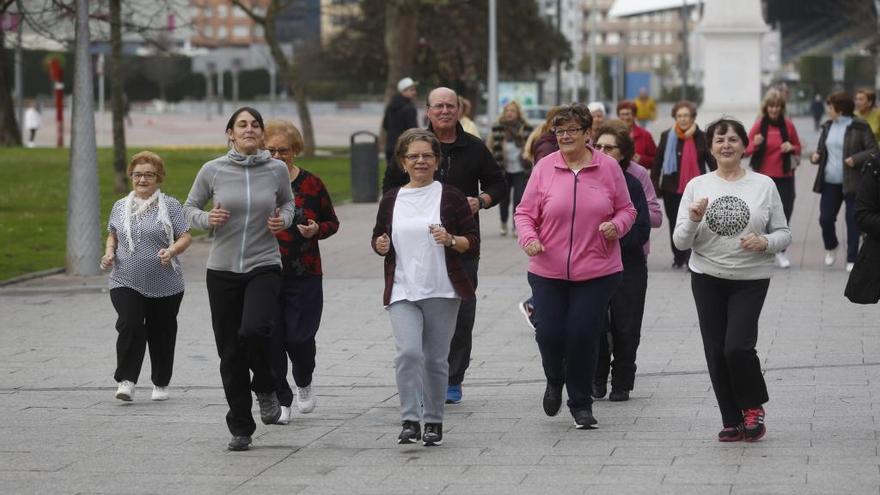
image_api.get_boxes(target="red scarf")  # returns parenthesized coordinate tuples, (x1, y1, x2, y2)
(676, 125, 700, 194)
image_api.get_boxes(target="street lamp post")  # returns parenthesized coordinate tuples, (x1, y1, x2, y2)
(488, 0, 498, 122)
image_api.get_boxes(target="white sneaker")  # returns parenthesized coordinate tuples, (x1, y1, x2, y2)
(775, 252, 791, 269)
(824, 249, 837, 267)
(846, 262, 855, 273)
(151, 386, 169, 401)
(500, 223, 508, 236)
(115, 380, 135, 401)
(295, 385, 316, 414)
(277, 405, 291, 425)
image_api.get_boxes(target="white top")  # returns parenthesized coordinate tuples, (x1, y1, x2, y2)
(673, 169, 792, 280)
(24, 108, 41, 130)
(389, 181, 458, 305)
(503, 141, 524, 173)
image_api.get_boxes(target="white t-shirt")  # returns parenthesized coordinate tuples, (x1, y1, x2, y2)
(389, 181, 458, 305)
(503, 141, 524, 173)
(673, 169, 792, 280)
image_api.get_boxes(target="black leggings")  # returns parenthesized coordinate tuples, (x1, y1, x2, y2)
(691, 272, 770, 426)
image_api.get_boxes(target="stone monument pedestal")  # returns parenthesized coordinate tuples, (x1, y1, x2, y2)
(697, 0, 768, 128)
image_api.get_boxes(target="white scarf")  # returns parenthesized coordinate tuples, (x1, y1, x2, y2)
(121, 189, 177, 268)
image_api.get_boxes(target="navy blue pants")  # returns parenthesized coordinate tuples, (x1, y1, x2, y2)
(272, 276, 323, 408)
(819, 183, 859, 262)
(528, 271, 622, 413)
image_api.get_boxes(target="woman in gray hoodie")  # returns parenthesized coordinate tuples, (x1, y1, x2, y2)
(183, 106, 295, 452)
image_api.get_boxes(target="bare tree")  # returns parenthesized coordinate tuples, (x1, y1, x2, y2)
(231, 0, 316, 157)
(0, 0, 22, 146)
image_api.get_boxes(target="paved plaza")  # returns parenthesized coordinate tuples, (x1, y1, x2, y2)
(2, 115, 880, 494)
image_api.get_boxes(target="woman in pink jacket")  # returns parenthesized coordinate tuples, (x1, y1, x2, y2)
(515, 104, 636, 429)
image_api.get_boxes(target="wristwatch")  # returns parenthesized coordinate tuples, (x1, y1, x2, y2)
(448, 236, 457, 248)
(477, 196, 487, 209)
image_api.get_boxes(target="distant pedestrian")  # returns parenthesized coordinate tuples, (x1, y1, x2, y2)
(264, 119, 340, 425)
(855, 89, 880, 143)
(744, 88, 802, 269)
(122, 93, 132, 127)
(651, 101, 716, 269)
(382, 77, 419, 168)
(591, 122, 655, 402)
(515, 103, 636, 429)
(23, 100, 41, 148)
(183, 106, 296, 452)
(458, 97, 481, 139)
(810, 91, 879, 272)
(634, 87, 657, 128)
(616, 100, 657, 169)
(488, 101, 533, 236)
(523, 105, 562, 167)
(587, 101, 606, 139)
(674, 117, 791, 443)
(382, 86, 506, 405)
(372, 128, 479, 446)
(810, 94, 825, 131)
(101, 151, 192, 404)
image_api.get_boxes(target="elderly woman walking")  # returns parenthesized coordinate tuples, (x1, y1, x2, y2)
(372, 128, 479, 447)
(515, 104, 636, 429)
(674, 118, 791, 442)
(102, 151, 192, 403)
(264, 119, 340, 424)
(488, 101, 533, 236)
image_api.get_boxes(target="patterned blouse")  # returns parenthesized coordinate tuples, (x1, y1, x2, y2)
(108, 195, 189, 297)
(275, 168, 340, 277)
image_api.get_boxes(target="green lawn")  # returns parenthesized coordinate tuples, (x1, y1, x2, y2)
(0, 147, 354, 281)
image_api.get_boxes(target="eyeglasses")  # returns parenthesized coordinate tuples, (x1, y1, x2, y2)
(267, 147, 291, 156)
(553, 127, 585, 137)
(131, 172, 158, 181)
(594, 144, 619, 152)
(428, 103, 457, 111)
(404, 152, 437, 162)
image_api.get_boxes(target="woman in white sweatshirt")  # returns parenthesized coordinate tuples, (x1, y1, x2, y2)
(673, 118, 791, 444)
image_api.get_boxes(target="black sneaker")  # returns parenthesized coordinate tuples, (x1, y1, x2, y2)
(397, 421, 421, 444)
(742, 407, 766, 442)
(572, 409, 598, 429)
(592, 382, 607, 399)
(608, 388, 629, 402)
(542, 383, 563, 416)
(255, 391, 282, 425)
(718, 424, 744, 442)
(423, 423, 443, 446)
(227, 435, 252, 451)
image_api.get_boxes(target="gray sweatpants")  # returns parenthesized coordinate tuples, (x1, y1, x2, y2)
(389, 297, 461, 424)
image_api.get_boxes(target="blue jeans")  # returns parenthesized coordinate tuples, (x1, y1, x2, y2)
(819, 183, 859, 262)
(528, 271, 622, 412)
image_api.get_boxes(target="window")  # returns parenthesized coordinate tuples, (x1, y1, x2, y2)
(217, 5, 227, 17)
(233, 6, 246, 18)
(607, 32, 619, 45)
(204, 24, 214, 36)
(203, 5, 213, 18)
(218, 25, 227, 38)
(233, 25, 249, 38)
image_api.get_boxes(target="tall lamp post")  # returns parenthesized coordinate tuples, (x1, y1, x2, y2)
(487, 0, 498, 122)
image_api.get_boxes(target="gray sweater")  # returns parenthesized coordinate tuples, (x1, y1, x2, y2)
(673, 169, 791, 280)
(184, 149, 295, 273)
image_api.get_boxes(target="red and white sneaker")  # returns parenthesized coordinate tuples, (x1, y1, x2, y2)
(742, 407, 766, 442)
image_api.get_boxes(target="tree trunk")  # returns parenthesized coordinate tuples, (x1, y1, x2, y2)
(110, 0, 127, 193)
(384, 1, 421, 103)
(67, 0, 102, 275)
(0, 27, 22, 146)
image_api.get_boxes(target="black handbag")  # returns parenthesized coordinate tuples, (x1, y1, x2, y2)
(845, 238, 880, 304)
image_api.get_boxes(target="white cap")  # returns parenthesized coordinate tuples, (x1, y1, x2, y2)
(397, 77, 417, 92)
(587, 101, 606, 114)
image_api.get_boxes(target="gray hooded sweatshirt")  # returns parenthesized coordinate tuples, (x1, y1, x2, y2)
(184, 149, 295, 273)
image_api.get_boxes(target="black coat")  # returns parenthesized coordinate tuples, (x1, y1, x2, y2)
(650, 127, 716, 197)
(812, 118, 878, 195)
(382, 93, 418, 160)
(845, 155, 880, 304)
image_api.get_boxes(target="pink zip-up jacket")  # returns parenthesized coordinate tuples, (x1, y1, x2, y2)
(514, 148, 637, 281)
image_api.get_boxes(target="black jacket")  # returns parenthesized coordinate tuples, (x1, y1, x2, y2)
(620, 169, 651, 267)
(811, 117, 878, 195)
(651, 127, 716, 197)
(845, 156, 880, 304)
(382, 93, 418, 159)
(382, 122, 508, 206)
